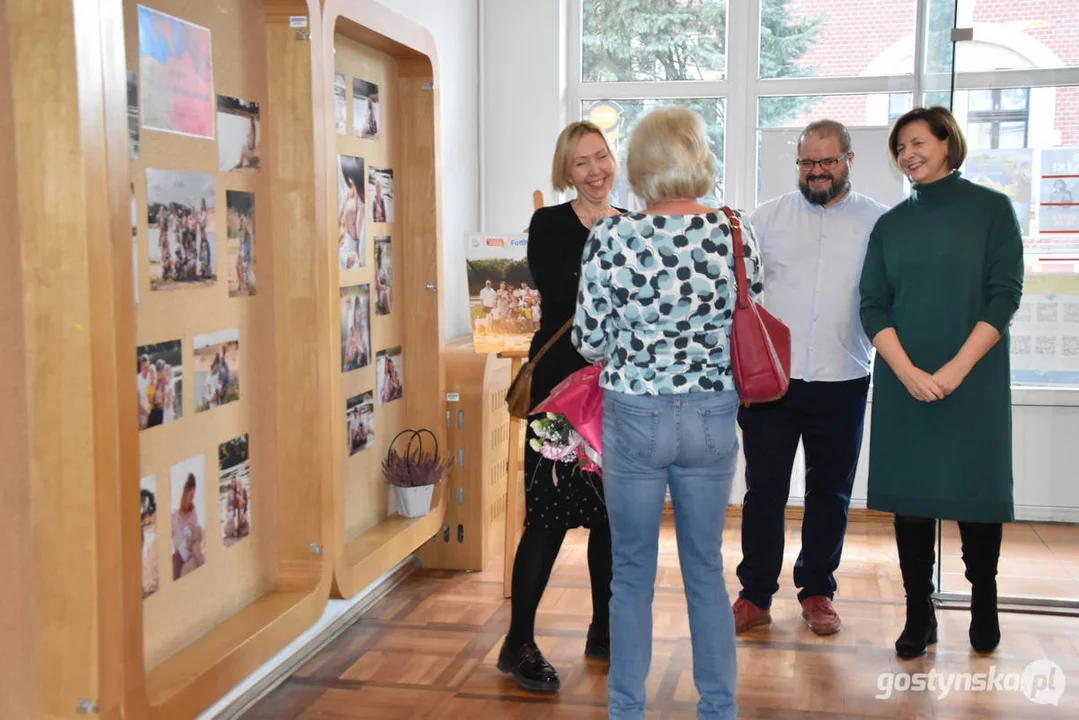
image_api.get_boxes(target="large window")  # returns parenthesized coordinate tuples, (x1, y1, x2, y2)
(570, 0, 1079, 389)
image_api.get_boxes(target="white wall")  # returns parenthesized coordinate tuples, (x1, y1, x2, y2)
(374, 0, 480, 341)
(481, 0, 566, 231)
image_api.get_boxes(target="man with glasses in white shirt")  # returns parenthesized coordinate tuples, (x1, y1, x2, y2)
(732, 120, 888, 637)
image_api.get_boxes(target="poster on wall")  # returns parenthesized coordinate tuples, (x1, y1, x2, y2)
(170, 454, 207, 580)
(146, 169, 217, 290)
(1039, 148, 1079, 248)
(140, 474, 160, 599)
(127, 70, 140, 160)
(369, 167, 394, 223)
(376, 346, 403, 405)
(334, 72, 347, 135)
(375, 236, 392, 315)
(337, 154, 366, 269)
(964, 148, 1032, 236)
(1010, 288, 1079, 387)
(226, 190, 256, 297)
(218, 434, 251, 547)
(346, 391, 375, 455)
(137, 5, 214, 139)
(137, 339, 182, 430)
(352, 78, 379, 139)
(464, 232, 538, 354)
(340, 284, 372, 372)
(217, 95, 260, 172)
(193, 328, 240, 413)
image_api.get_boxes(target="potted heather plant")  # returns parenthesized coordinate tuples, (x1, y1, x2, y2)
(383, 428, 451, 518)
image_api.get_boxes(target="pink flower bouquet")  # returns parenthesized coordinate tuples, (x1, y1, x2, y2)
(530, 363, 604, 476)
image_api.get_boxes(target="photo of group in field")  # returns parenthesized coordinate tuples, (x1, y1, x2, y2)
(146, 169, 217, 290)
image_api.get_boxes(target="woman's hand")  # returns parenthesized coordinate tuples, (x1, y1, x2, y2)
(898, 365, 945, 402)
(932, 358, 971, 396)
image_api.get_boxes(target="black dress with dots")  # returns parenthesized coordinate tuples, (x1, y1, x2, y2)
(523, 202, 614, 531)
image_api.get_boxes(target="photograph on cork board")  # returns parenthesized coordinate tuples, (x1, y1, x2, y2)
(375, 236, 392, 316)
(217, 95, 261, 172)
(137, 339, 183, 431)
(337, 154, 367, 270)
(346, 391, 375, 456)
(146, 169, 217, 290)
(334, 72, 347, 135)
(137, 5, 214, 139)
(141, 474, 160, 599)
(352, 78, 379, 139)
(340, 284, 372, 373)
(170, 455, 208, 581)
(369, 166, 394, 223)
(376, 346, 403, 406)
(226, 190, 256, 297)
(193, 328, 240, 413)
(219, 434, 251, 548)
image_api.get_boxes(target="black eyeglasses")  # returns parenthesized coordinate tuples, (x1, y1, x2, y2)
(796, 152, 850, 171)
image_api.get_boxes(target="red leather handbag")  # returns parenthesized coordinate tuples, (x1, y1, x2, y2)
(721, 207, 791, 404)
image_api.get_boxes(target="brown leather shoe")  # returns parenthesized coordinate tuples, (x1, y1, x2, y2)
(801, 596, 841, 635)
(497, 640, 561, 692)
(732, 597, 772, 633)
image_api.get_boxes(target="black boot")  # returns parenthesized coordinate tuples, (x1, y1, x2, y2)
(584, 621, 609, 661)
(960, 521, 1002, 654)
(893, 515, 938, 659)
(497, 640, 561, 692)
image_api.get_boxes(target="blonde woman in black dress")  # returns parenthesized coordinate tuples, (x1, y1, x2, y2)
(497, 121, 623, 692)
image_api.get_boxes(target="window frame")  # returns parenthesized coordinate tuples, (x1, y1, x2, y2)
(567, 0, 1079, 400)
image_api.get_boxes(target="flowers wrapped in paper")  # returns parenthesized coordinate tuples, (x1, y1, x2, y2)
(530, 363, 603, 476)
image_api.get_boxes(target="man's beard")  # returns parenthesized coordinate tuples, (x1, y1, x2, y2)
(799, 169, 850, 206)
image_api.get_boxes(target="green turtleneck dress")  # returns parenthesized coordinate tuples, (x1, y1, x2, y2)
(859, 171, 1024, 523)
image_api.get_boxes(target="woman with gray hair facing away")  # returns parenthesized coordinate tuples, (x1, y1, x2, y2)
(573, 106, 763, 720)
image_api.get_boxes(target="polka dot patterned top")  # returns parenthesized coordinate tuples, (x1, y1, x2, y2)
(571, 210, 764, 395)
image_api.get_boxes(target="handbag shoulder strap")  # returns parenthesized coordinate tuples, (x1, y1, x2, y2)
(720, 206, 750, 310)
(530, 316, 574, 365)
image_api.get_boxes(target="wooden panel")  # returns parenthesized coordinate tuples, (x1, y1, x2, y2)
(0, 5, 37, 720)
(323, 2, 447, 600)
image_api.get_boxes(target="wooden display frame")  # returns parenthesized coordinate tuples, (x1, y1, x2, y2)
(321, 0, 448, 601)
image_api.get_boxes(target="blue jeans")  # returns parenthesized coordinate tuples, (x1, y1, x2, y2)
(603, 389, 740, 720)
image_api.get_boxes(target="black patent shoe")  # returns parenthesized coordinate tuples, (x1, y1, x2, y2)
(895, 598, 938, 659)
(584, 622, 610, 661)
(497, 640, 561, 692)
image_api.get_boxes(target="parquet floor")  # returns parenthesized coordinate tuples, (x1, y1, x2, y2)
(244, 515, 1079, 719)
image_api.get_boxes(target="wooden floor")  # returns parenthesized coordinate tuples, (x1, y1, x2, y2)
(244, 515, 1079, 719)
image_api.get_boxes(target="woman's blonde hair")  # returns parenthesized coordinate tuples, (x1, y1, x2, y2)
(551, 121, 615, 192)
(627, 107, 715, 204)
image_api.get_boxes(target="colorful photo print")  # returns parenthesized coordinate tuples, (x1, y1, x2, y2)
(131, 183, 139, 305)
(141, 474, 160, 599)
(170, 454, 207, 580)
(137, 6, 214, 139)
(337, 154, 366, 269)
(127, 69, 140, 160)
(368, 166, 394, 223)
(376, 346, 403, 405)
(146, 169, 216, 290)
(346, 391, 375, 456)
(375, 236, 392, 316)
(340, 284, 372, 373)
(334, 71, 347, 135)
(226, 190, 256, 297)
(352, 78, 379, 139)
(217, 95, 260, 172)
(137, 339, 182, 430)
(193, 328, 240, 413)
(218, 434, 251, 547)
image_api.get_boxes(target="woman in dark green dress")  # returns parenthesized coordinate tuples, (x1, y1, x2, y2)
(859, 107, 1024, 659)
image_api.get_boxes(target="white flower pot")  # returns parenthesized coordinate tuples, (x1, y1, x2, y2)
(393, 484, 434, 518)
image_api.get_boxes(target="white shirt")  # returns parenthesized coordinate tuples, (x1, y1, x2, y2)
(750, 189, 889, 382)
